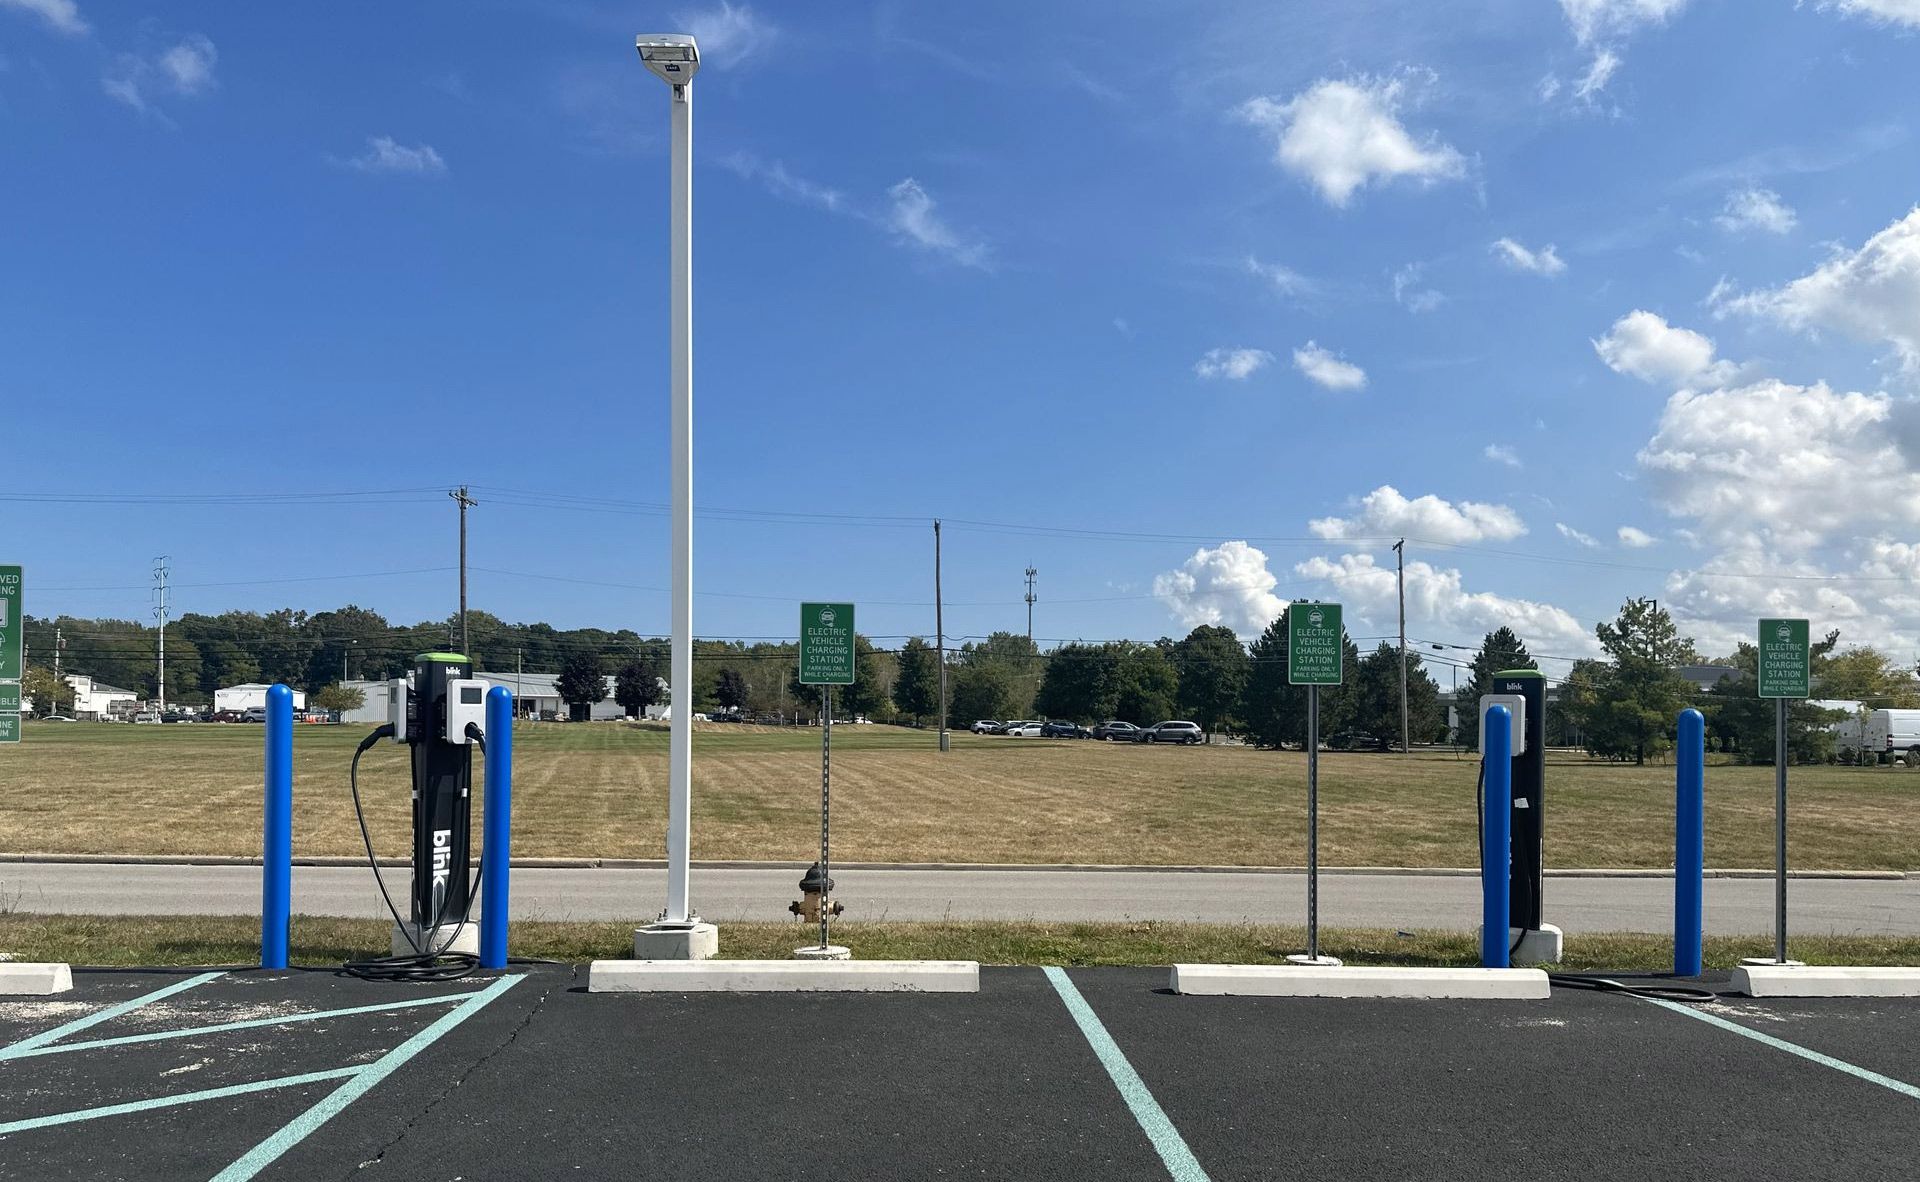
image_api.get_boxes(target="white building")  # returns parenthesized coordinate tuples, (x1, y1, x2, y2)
(214, 683, 307, 713)
(335, 673, 624, 724)
(63, 673, 137, 721)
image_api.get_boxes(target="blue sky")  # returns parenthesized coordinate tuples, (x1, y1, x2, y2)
(5, 0, 1920, 677)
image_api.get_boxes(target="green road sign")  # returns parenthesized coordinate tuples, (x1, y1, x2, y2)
(1757, 618, 1810, 699)
(799, 602, 856, 685)
(0, 683, 18, 712)
(0, 565, 19, 681)
(1287, 602, 1344, 686)
(0, 714, 17, 744)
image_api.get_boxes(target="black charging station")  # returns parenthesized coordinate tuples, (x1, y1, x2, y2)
(408, 653, 477, 935)
(1492, 668, 1547, 931)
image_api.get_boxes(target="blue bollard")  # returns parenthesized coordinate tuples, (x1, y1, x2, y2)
(480, 686, 514, 970)
(1675, 708, 1706, 977)
(261, 684, 294, 970)
(1481, 706, 1512, 969)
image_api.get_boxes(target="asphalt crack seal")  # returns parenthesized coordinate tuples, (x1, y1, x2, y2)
(355, 971, 563, 1169)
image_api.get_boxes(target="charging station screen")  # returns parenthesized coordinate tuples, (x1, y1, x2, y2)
(460, 687, 483, 705)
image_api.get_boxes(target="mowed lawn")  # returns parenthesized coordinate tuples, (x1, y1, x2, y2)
(1, 721, 1916, 870)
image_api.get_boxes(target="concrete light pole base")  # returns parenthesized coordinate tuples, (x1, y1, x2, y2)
(1475, 923, 1564, 964)
(392, 920, 479, 958)
(1285, 954, 1344, 967)
(794, 945, 851, 961)
(634, 921, 719, 961)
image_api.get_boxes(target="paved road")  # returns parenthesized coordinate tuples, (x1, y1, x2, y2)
(4, 860, 1916, 934)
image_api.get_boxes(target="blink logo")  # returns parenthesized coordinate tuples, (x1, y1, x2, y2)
(432, 829, 452, 889)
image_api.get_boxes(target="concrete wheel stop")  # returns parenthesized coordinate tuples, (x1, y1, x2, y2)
(1170, 963, 1550, 999)
(587, 958, 979, 993)
(1733, 964, 1920, 997)
(0, 960, 73, 995)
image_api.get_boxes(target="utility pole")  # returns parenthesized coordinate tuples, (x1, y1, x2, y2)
(1394, 539, 1408, 754)
(1024, 566, 1037, 647)
(152, 556, 170, 713)
(53, 625, 63, 681)
(935, 520, 948, 752)
(516, 648, 523, 718)
(450, 486, 477, 654)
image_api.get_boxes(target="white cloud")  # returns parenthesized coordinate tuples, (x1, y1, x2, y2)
(1244, 255, 1313, 297)
(336, 136, 447, 176)
(103, 34, 218, 119)
(0, 0, 86, 36)
(1592, 310, 1737, 387)
(1153, 541, 1287, 639)
(1491, 237, 1567, 276)
(675, 2, 776, 67)
(1556, 523, 1601, 548)
(1617, 525, 1657, 547)
(1292, 341, 1367, 391)
(1392, 263, 1444, 312)
(1638, 378, 1920, 550)
(1573, 48, 1621, 100)
(1558, 0, 1691, 45)
(1236, 73, 1465, 208)
(1193, 348, 1273, 381)
(885, 178, 991, 269)
(1296, 552, 1591, 650)
(1819, 1, 1920, 29)
(1716, 206, 1920, 370)
(1310, 486, 1527, 545)
(1715, 186, 1796, 235)
(1484, 444, 1522, 468)
(720, 153, 844, 213)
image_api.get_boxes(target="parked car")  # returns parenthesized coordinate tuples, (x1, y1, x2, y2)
(209, 709, 245, 723)
(970, 720, 1000, 734)
(241, 707, 269, 723)
(1138, 721, 1204, 745)
(1328, 729, 1390, 752)
(1092, 721, 1140, 741)
(161, 710, 195, 724)
(1040, 720, 1090, 738)
(41, 715, 75, 723)
(1003, 721, 1044, 737)
(133, 711, 162, 725)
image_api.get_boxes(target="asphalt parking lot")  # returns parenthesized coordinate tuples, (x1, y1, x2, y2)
(2, 966, 1917, 1180)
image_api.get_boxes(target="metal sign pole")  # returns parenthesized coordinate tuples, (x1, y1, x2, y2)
(821, 684, 832, 951)
(1307, 682, 1320, 961)
(1775, 695, 1787, 965)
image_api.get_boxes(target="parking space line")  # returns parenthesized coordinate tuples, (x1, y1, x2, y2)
(1042, 967, 1211, 1182)
(0, 971, 225, 1060)
(1645, 998, 1920, 1102)
(208, 973, 524, 1182)
(1, 993, 479, 1061)
(0, 1067, 362, 1135)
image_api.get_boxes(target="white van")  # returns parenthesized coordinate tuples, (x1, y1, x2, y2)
(1863, 709, 1920, 762)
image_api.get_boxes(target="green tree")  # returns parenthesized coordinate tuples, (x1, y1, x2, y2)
(1035, 643, 1108, 722)
(1239, 605, 1360, 747)
(1349, 642, 1444, 743)
(839, 636, 890, 720)
(1564, 597, 1697, 764)
(615, 657, 664, 718)
(310, 682, 367, 716)
(1455, 627, 1537, 749)
(1173, 625, 1249, 741)
(714, 667, 750, 714)
(1814, 644, 1919, 706)
(1110, 643, 1180, 724)
(1705, 640, 1845, 763)
(949, 662, 1018, 726)
(557, 652, 608, 719)
(21, 665, 75, 718)
(891, 637, 939, 724)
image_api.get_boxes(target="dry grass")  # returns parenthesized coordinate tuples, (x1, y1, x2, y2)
(2, 720, 1916, 869)
(4, 912, 1918, 971)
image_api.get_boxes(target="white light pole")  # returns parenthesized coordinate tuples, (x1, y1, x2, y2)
(634, 33, 714, 957)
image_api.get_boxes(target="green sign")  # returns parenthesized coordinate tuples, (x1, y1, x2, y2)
(1287, 602, 1344, 686)
(1757, 618, 1810, 699)
(799, 602, 856, 685)
(0, 683, 18, 713)
(0, 565, 19, 682)
(0, 714, 17, 744)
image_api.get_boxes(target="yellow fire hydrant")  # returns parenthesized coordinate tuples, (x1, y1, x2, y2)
(789, 861, 844, 924)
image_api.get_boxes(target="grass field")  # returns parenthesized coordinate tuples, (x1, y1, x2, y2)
(4, 912, 1918, 970)
(1, 720, 1915, 870)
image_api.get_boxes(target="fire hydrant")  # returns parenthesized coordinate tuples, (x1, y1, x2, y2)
(789, 861, 844, 924)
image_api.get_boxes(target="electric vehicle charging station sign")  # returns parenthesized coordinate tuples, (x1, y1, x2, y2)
(1757, 618, 1810, 698)
(0, 564, 21, 682)
(1287, 602, 1344, 685)
(799, 602, 856, 685)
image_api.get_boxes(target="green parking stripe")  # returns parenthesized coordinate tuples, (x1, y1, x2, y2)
(0, 1067, 361, 1135)
(2, 992, 480, 1060)
(0, 971, 225, 1059)
(1645, 998, 1920, 1101)
(1043, 967, 1211, 1182)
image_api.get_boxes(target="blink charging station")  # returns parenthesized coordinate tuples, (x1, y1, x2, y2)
(1479, 668, 1561, 963)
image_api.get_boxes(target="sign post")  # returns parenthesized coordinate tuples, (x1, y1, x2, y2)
(1755, 617, 1809, 966)
(0, 565, 21, 745)
(798, 602, 855, 957)
(1287, 601, 1343, 966)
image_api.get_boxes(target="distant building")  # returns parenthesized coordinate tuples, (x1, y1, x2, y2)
(1679, 665, 1739, 692)
(336, 672, 626, 724)
(63, 673, 137, 722)
(214, 683, 307, 713)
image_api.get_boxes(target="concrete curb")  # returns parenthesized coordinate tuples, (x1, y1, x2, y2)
(1170, 964, 1550, 999)
(0, 962, 74, 995)
(0, 853, 1908, 880)
(1732, 965, 1920, 997)
(586, 959, 980, 993)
